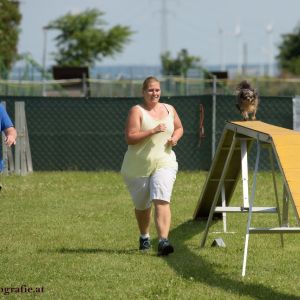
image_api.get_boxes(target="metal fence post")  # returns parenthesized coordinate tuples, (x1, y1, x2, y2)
(82, 73, 87, 97)
(292, 96, 300, 130)
(212, 75, 217, 159)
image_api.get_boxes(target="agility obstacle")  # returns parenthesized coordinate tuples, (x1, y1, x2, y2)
(14, 102, 33, 175)
(1, 101, 32, 176)
(193, 121, 300, 276)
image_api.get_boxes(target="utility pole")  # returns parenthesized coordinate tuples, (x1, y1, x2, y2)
(242, 42, 248, 75)
(219, 27, 225, 71)
(42, 26, 49, 97)
(266, 23, 274, 77)
(235, 23, 242, 75)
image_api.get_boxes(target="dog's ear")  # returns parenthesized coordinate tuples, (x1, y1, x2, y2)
(235, 88, 243, 98)
(237, 80, 251, 90)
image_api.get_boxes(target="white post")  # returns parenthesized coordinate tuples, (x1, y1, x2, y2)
(242, 137, 260, 277)
(221, 185, 227, 232)
(240, 140, 249, 208)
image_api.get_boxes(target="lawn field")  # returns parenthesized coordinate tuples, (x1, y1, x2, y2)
(0, 171, 299, 299)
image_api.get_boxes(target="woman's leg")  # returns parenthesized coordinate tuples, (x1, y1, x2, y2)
(153, 200, 171, 239)
(153, 199, 174, 255)
(135, 207, 152, 250)
(150, 168, 177, 255)
(135, 207, 151, 235)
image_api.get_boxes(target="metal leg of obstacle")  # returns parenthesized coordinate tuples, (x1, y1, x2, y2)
(282, 186, 289, 227)
(221, 185, 227, 232)
(220, 138, 249, 233)
(200, 132, 237, 247)
(268, 146, 284, 247)
(240, 138, 249, 208)
(242, 136, 261, 277)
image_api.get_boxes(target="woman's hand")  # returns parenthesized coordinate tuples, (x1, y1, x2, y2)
(152, 123, 166, 134)
(166, 137, 177, 147)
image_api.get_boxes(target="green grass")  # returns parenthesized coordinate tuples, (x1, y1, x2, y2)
(0, 171, 299, 299)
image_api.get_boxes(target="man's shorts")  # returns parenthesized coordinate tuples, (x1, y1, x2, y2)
(123, 168, 178, 210)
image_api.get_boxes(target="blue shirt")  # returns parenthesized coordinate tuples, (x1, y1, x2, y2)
(0, 104, 13, 131)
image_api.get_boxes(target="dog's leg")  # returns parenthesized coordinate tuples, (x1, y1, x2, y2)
(242, 111, 249, 121)
(251, 110, 257, 120)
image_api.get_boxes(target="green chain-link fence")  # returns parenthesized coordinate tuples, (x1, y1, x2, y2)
(1, 95, 293, 172)
(2, 77, 300, 97)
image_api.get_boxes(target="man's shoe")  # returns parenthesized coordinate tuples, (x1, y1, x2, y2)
(139, 237, 151, 251)
(157, 239, 174, 256)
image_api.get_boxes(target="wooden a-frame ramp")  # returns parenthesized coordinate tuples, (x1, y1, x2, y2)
(193, 120, 300, 276)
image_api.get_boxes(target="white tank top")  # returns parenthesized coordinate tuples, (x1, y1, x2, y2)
(121, 103, 178, 178)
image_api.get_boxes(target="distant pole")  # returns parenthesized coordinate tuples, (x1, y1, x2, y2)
(266, 24, 274, 77)
(42, 26, 48, 97)
(219, 27, 225, 71)
(260, 47, 267, 76)
(235, 24, 242, 75)
(242, 42, 248, 75)
(161, 0, 168, 55)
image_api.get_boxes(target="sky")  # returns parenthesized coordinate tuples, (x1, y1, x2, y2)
(18, 0, 300, 69)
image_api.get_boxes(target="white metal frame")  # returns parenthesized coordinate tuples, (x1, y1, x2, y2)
(200, 134, 300, 276)
(221, 138, 249, 233)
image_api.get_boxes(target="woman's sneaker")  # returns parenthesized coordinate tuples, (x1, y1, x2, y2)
(157, 239, 174, 256)
(139, 237, 151, 251)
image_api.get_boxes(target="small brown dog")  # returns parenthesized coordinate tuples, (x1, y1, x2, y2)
(235, 80, 259, 121)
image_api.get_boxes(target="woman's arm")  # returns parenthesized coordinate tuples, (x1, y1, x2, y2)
(167, 107, 184, 146)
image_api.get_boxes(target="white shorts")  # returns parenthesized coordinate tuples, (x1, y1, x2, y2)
(123, 168, 178, 210)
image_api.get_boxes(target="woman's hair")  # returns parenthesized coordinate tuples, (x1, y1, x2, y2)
(142, 76, 160, 91)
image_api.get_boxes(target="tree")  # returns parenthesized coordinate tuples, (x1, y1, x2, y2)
(277, 23, 300, 76)
(47, 8, 133, 67)
(161, 49, 200, 77)
(0, 0, 21, 77)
